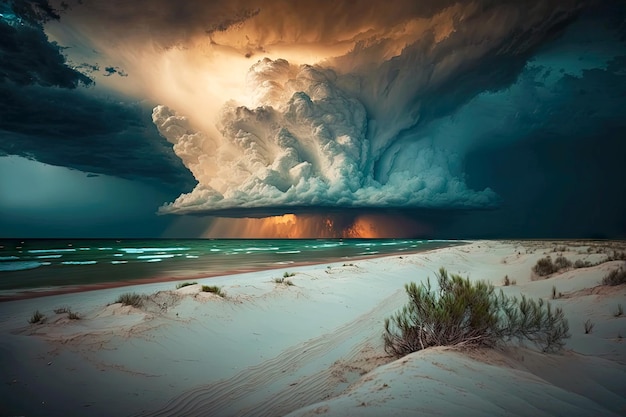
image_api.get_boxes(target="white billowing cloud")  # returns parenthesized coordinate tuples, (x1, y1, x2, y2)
(154, 58, 496, 214)
(146, 0, 585, 215)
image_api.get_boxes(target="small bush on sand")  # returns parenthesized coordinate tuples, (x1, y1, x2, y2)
(574, 259, 592, 269)
(503, 275, 510, 286)
(274, 277, 295, 286)
(67, 311, 80, 320)
(533, 257, 559, 277)
(602, 268, 626, 286)
(176, 281, 197, 289)
(115, 292, 144, 307)
(383, 268, 569, 357)
(554, 256, 572, 270)
(54, 306, 70, 314)
(201, 285, 224, 297)
(283, 271, 296, 278)
(29, 310, 45, 324)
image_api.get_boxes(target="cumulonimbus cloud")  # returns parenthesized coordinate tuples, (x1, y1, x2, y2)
(148, 0, 584, 214)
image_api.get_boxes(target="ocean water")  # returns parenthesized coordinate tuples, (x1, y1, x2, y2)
(0, 239, 458, 294)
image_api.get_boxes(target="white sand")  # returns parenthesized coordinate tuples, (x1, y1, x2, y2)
(0, 241, 625, 416)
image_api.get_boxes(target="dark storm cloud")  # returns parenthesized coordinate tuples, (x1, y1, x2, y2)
(0, 1, 92, 88)
(0, 81, 195, 187)
(0, 1, 194, 187)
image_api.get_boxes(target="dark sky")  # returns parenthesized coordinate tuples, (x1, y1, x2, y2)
(0, 0, 624, 238)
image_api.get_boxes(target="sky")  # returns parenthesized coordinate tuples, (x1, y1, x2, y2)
(0, 0, 625, 238)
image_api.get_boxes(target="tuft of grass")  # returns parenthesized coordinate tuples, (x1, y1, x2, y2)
(274, 277, 294, 286)
(67, 311, 80, 320)
(383, 268, 570, 357)
(29, 310, 45, 324)
(584, 319, 594, 334)
(115, 292, 144, 308)
(601, 268, 626, 286)
(283, 271, 296, 278)
(503, 275, 510, 286)
(176, 281, 197, 289)
(614, 304, 624, 318)
(54, 306, 70, 314)
(201, 285, 224, 297)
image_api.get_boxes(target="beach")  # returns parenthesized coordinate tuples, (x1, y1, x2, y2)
(1, 240, 625, 416)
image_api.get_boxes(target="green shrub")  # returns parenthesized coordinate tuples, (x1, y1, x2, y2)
(115, 292, 144, 307)
(383, 268, 569, 357)
(176, 281, 197, 289)
(29, 310, 45, 324)
(602, 268, 626, 286)
(533, 257, 559, 276)
(201, 285, 224, 297)
(283, 271, 296, 278)
(573, 259, 592, 269)
(554, 256, 572, 270)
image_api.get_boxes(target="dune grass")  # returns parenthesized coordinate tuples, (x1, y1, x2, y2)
(29, 310, 45, 324)
(115, 292, 144, 307)
(602, 268, 626, 286)
(384, 268, 570, 357)
(201, 285, 224, 297)
(274, 277, 294, 286)
(176, 281, 197, 289)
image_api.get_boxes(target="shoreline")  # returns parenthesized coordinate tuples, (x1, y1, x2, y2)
(0, 243, 465, 302)
(1, 240, 624, 417)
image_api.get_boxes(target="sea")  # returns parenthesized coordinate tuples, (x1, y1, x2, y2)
(0, 239, 459, 297)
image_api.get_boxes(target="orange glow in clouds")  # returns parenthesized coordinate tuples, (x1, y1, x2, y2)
(202, 213, 429, 238)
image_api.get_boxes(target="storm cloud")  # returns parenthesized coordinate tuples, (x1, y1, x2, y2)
(2, 0, 626, 237)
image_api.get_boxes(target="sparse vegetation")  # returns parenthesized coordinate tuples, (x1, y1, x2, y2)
(54, 306, 70, 314)
(115, 292, 144, 307)
(554, 256, 572, 270)
(532, 255, 573, 277)
(283, 271, 296, 278)
(176, 281, 197, 289)
(383, 268, 570, 357)
(274, 277, 295, 286)
(67, 311, 80, 320)
(29, 310, 45, 324)
(201, 285, 224, 297)
(574, 259, 592, 269)
(584, 319, 594, 334)
(606, 251, 626, 261)
(615, 304, 624, 318)
(601, 268, 626, 286)
(503, 275, 510, 286)
(533, 257, 559, 277)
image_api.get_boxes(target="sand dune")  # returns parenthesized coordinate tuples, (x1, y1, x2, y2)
(1, 241, 624, 416)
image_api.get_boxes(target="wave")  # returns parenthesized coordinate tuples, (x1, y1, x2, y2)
(0, 261, 51, 272)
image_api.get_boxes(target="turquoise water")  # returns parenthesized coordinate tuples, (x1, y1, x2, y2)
(0, 239, 458, 293)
